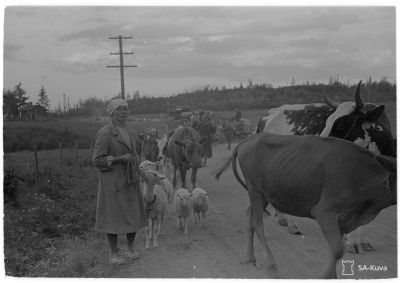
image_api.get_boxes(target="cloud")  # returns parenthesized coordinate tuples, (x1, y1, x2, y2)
(57, 23, 125, 44)
(57, 49, 111, 74)
(3, 6, 395, 104)
(5, 7, 38, 18)
(63, 51, 104, 64)
(3, 43, 25, 62)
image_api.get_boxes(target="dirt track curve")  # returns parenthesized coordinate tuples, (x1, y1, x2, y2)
(106, 143, 397, 279)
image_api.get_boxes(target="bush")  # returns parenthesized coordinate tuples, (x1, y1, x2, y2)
(4, 162, 99, 276)
(3, 161, 24, 206)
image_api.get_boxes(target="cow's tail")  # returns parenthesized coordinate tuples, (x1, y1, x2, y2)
(231, 149, 247, 190)
(213, 142, 248, 190)
(213, 150, 236, 180)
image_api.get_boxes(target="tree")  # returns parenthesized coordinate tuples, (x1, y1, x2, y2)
(37, 85, 50, 111)
(133, 90, 140, 101)
(247, 79, 253, 89)
(14, 82, 29, 109)
(3, 88, 19, 117)
(126, 92, 132, 101)
(79, 97, 106, 116)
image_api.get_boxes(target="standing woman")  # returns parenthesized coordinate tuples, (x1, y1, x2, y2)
(93, 98, 147, 265)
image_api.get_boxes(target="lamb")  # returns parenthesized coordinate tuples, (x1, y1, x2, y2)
(139, 158, 172, 181)
(139, 161, 174, 203)
(139, 160, 161, 172)
(174, 188, 191, 234)
(190, 187, 209, 227)
(141, 170, 168, 249)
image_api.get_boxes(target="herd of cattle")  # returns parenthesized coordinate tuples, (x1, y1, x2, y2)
(137, 81, 396, 279)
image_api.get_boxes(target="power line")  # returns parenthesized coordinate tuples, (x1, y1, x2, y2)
(107, 35, 137, 100)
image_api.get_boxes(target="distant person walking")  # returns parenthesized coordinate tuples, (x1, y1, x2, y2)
(231, 108, 242, 122)
(93, 98, 147, 265)
(190, 115, 199, 130)
(195, 114, 216, 166)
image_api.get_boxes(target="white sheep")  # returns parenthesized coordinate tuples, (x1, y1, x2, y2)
(141, 170, 168, 249)
(190, 187, 209, 227)
(139, 162, 174, 203)
(138, 147, 176, 182)
(139, 160, 161, 172)
(174, 188, 191, 234)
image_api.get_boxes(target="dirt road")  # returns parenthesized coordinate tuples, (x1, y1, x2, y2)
(107, 143, 397, 279)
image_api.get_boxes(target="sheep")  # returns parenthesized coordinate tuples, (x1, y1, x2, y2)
(158, 175, 174, 203)
(139, 160, 161, 172)
(139, 161, 174, 203)
(141, 170, 168, 249)
(190, 187, 209, 227)
(138, 151, 174, 182)
(174, 188, 191, 234)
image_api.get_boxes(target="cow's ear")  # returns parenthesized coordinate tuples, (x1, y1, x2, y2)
(376, 155, 396, 173)
(199, 137, 208, 144)
(174, 140, 186, 148)
(365, 105, 385, 122)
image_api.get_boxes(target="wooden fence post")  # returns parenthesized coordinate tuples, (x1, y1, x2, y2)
(74, 140, 79, 166)
(59, 143, 63, 177)
(33, 143, 38, 183)
(88, 140, 94, 166)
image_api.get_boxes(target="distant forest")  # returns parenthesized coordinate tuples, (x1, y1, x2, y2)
(126, 78, 396, 115)
(4, 77, 396, 118)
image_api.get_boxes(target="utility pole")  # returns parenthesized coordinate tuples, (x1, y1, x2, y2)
(63, 93, 67, 113)
(107, 35, 137, 99)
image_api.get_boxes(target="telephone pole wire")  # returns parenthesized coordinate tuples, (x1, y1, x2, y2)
(107, 35, 137, 99)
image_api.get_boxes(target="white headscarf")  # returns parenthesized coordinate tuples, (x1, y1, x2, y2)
(106, 98, 128, 115)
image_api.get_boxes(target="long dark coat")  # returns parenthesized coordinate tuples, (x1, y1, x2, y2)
(93, 122, 147, 234)
(196, 122, 216, 158)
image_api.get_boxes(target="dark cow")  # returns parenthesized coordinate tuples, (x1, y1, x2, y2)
(139, 133, 160, 162)
(165, 126, 207, 191)
(256, 81, 396, 253)
(215, 133, 396, 278)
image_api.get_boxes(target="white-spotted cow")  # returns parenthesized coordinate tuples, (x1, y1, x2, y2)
(256, 81, 396, 253)
(215, 132, 396, 278)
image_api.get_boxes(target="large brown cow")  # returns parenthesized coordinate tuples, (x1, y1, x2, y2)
(165, 126, 207, 191)
(215, 133, 396, 278)
(256, 81, 396, 254)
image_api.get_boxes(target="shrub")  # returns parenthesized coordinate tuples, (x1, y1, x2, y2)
(4, 160, 99, 276)
(3, 160, 24, 206)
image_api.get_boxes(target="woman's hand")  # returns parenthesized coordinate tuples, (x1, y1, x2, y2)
(113, 153, 133, 164)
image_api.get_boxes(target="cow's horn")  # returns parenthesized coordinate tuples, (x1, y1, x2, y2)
(354, 80, 363, 110)
(323, 88, 339, 109)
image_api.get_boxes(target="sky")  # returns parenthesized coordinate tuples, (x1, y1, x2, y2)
(2, 3, 397, 109)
